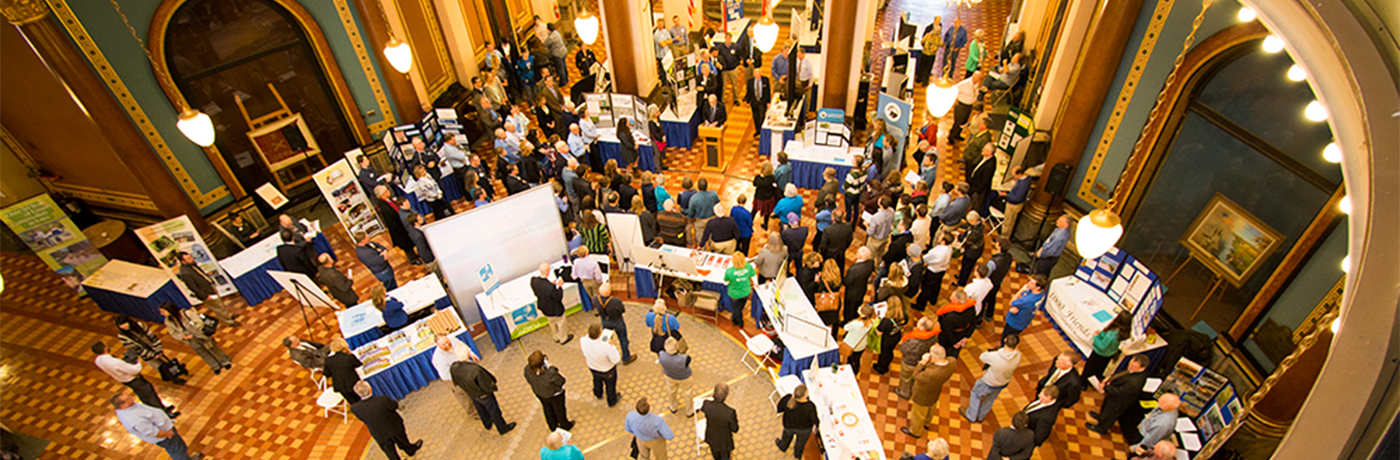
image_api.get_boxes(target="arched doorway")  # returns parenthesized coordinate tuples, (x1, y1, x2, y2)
(160, 0, 357, 195)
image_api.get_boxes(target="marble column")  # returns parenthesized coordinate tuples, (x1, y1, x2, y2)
(599, 0, 658, 96)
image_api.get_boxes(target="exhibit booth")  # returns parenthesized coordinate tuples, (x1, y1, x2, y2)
(1044, 246, 1171, 372)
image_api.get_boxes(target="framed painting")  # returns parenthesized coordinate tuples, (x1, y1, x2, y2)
(1180, 193, 1285, 287)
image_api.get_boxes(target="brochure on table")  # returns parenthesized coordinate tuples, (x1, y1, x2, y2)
(134, 215, 238, 302)
(0, 194, 108, 295)
(353, 308, 466, 377)
(1157, 358, 1239, 455)
(1073, 246, 1165, 337)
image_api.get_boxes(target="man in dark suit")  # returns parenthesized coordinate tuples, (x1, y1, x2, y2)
(175, 252, 240, 327)
(316, 254, 359, 308)
(477, 94, 502, 133)
(373, 186, 419, 263)
(985, 237, 1015, 322)
(531, 263, 573, 344)
(1035, 353, 1084, 409)
(324, 344, 363, 403)
(700, 382, 739, 460)
(282, 336, 328, 370)
(451, 357, 517, 435)
(701, 94, 727, 127)
(503, 164, 530, 196)
(817, 209, 853, 272)
(349, 381, 423, 460)
(987, 411, 1035, 460)
(1088, 354, 1151, 436)
(1023, 385, 1061, 448)
(967, 143, 998, 216)
(842, 247, 875, 324)
(744, 73, 771, 138)
(276, 229, 317, 278)
(697, 65, 721, 106)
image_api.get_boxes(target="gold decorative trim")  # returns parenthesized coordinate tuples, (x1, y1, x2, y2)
(1, 0, 49, 25)
(396, 0, 456, 100)
(50, 184, 159, 211)
(1075, 0, 1175, 206)
(46, 0, 228, 208)
(333, 0, 397, 129)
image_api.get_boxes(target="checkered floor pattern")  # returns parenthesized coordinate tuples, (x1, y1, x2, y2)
(0, 0, 1137, 459)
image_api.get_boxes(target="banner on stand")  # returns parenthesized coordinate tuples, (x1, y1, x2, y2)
(0, 195, 108, 295)
(877, 92, 913, 160)
(314, 158, 385, 239)
(134, 216, 237, 302)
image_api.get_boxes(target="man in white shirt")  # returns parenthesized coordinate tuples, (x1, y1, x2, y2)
(962, 334, 1023, 422)
(93, 341, 177, 418)
(916, 233, 954, 312)
(113, 392, 203, 459)
(579, 323, 622, 406)
(963, 264, 994, 318)
(948, 71, 985, 141)
(430, 334, 479, 419)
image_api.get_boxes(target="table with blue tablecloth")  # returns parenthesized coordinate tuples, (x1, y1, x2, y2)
(355, 307, 480, 400)
(81, 260, 193, 323)
(339, 276, 454, 348)
(219, 228, 336, 306)
(598, 140, 657, 172)
(477, 260, 594, 351)
(783, 140, 863, 190)
(631, 245, 763, 324)
(660, 105, 699, 149)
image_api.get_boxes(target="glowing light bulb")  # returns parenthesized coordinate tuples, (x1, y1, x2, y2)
(1331, 317, 1340, 334)
(1262, 35, 1285, 53)
(1287, 64, 1305, 82)
(1237, 7, 1256, 22)
(1305, 100, 1328, 122)
(1341, 255, 1351, 273)
(1323, 143, 1342, 163)
(1338, 196, 1351, 214)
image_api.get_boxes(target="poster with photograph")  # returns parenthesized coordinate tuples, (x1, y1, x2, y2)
(135, 215, 237, 302)
(611, 93, 635, 125)
(0, 194, 108, 295)
(315, 158, 384, 239)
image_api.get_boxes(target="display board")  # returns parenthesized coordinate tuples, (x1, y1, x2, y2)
(1156, 358, 1237, 454)
(586, 92, 650, 129)
(1073, 246, 1164, 337)
(994, 106, 1036, 192)
(314, 158, 384, 238)
(876, 92, 912, 159)
(423, 185, 568, 324)
(0, 194, 108, 295)
(134, 216, 238, 302)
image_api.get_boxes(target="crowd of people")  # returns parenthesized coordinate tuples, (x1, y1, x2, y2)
(92, 11, 1180, 460)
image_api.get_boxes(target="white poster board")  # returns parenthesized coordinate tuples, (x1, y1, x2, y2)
(134, 215, 237, 302)
(605, 212, 643, 270)
(314, 158, 384, 238)
(267, 270, 338, 310)
(254, 183, 289, 209)
(424, 185, 568, 324)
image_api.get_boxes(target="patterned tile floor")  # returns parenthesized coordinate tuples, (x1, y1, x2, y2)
(0, 0, 1135, 459)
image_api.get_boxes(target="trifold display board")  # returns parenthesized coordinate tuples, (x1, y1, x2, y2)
(583, 93, 649, 129)
(423, 185, 567, 324)
(1155, 358, 1238, 455)
(1073, 246, 1164, 337)
(380, 108, 463, 180)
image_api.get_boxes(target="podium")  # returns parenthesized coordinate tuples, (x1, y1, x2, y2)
(699, 126, 724, 171)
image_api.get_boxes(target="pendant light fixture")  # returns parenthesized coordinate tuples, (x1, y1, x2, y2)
(925, 77, 959, 117)
(109, 0, 215, 147)
(575, 8, 600, 45)
(1075, 0, 1214, 260)
(383, 36, 414, 73)
(753, 0, 779, 53)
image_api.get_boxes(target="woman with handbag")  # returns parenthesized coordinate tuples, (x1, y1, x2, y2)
(115, 315, 186, 384)
(839, 304, 876, 376)
(646, 300, 684, 355)
(872, 297, 909, 375)
(796, 252, 823, 304)
(814, 259, 844, 340)
(160, 302, 232, 374)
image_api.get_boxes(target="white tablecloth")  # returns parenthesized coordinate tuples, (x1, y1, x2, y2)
(804, 365, 887, 460)
(81, 260, 170, 297)
(782, 139, 865, 166)
(635, 245, 732, 285)
(338, 276, 449, 339)
(475, 261, 582, 321)
(1045, 277, 1120, 356)
(755, 278, 838, 362)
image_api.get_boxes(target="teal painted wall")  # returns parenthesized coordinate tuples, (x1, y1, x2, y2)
(57, 0, 399, 215)
(1066, 0, 1242, 210)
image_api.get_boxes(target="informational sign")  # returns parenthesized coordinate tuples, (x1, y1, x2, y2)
(995, 106, 1036, 190)
(1073, 246, 1163, 337)
(816, 108, 845, 124)
(254, 183, 289, 209)
(0, 194, 107, 295)
(477, 262, 501, 297)
(134, 215, 237, 302)
(877, 92, 913, 160)
(723, 0, 744, 24)
(314, 158, 384, 239)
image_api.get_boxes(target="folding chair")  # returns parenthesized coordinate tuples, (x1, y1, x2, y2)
(316, 387, 348, 423)
(766, 367, 804, 410)
(739, 330, 776, 375)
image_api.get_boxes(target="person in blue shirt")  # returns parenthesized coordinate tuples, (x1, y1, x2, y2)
(772, 184, 805, 227)
(1004, 275, 1047, 342)
(624, 397, 674, 459)
(772, 45, 790, 82)
(1035, 216, 1071, 275)
(1000, 166, 1033, 238)
(938, 182, 971, 227)
(676, 177, 695, 211)
(773, 152, 792, 192)
(375, 286, 409, 331)
(516, 48, 537, 103)
(653, 174, 672, 210)
(732, 195, 755, 254)
(539, 431, 583, 460)
(685, 178, 720, 241)
(941, 17, 969, 79)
